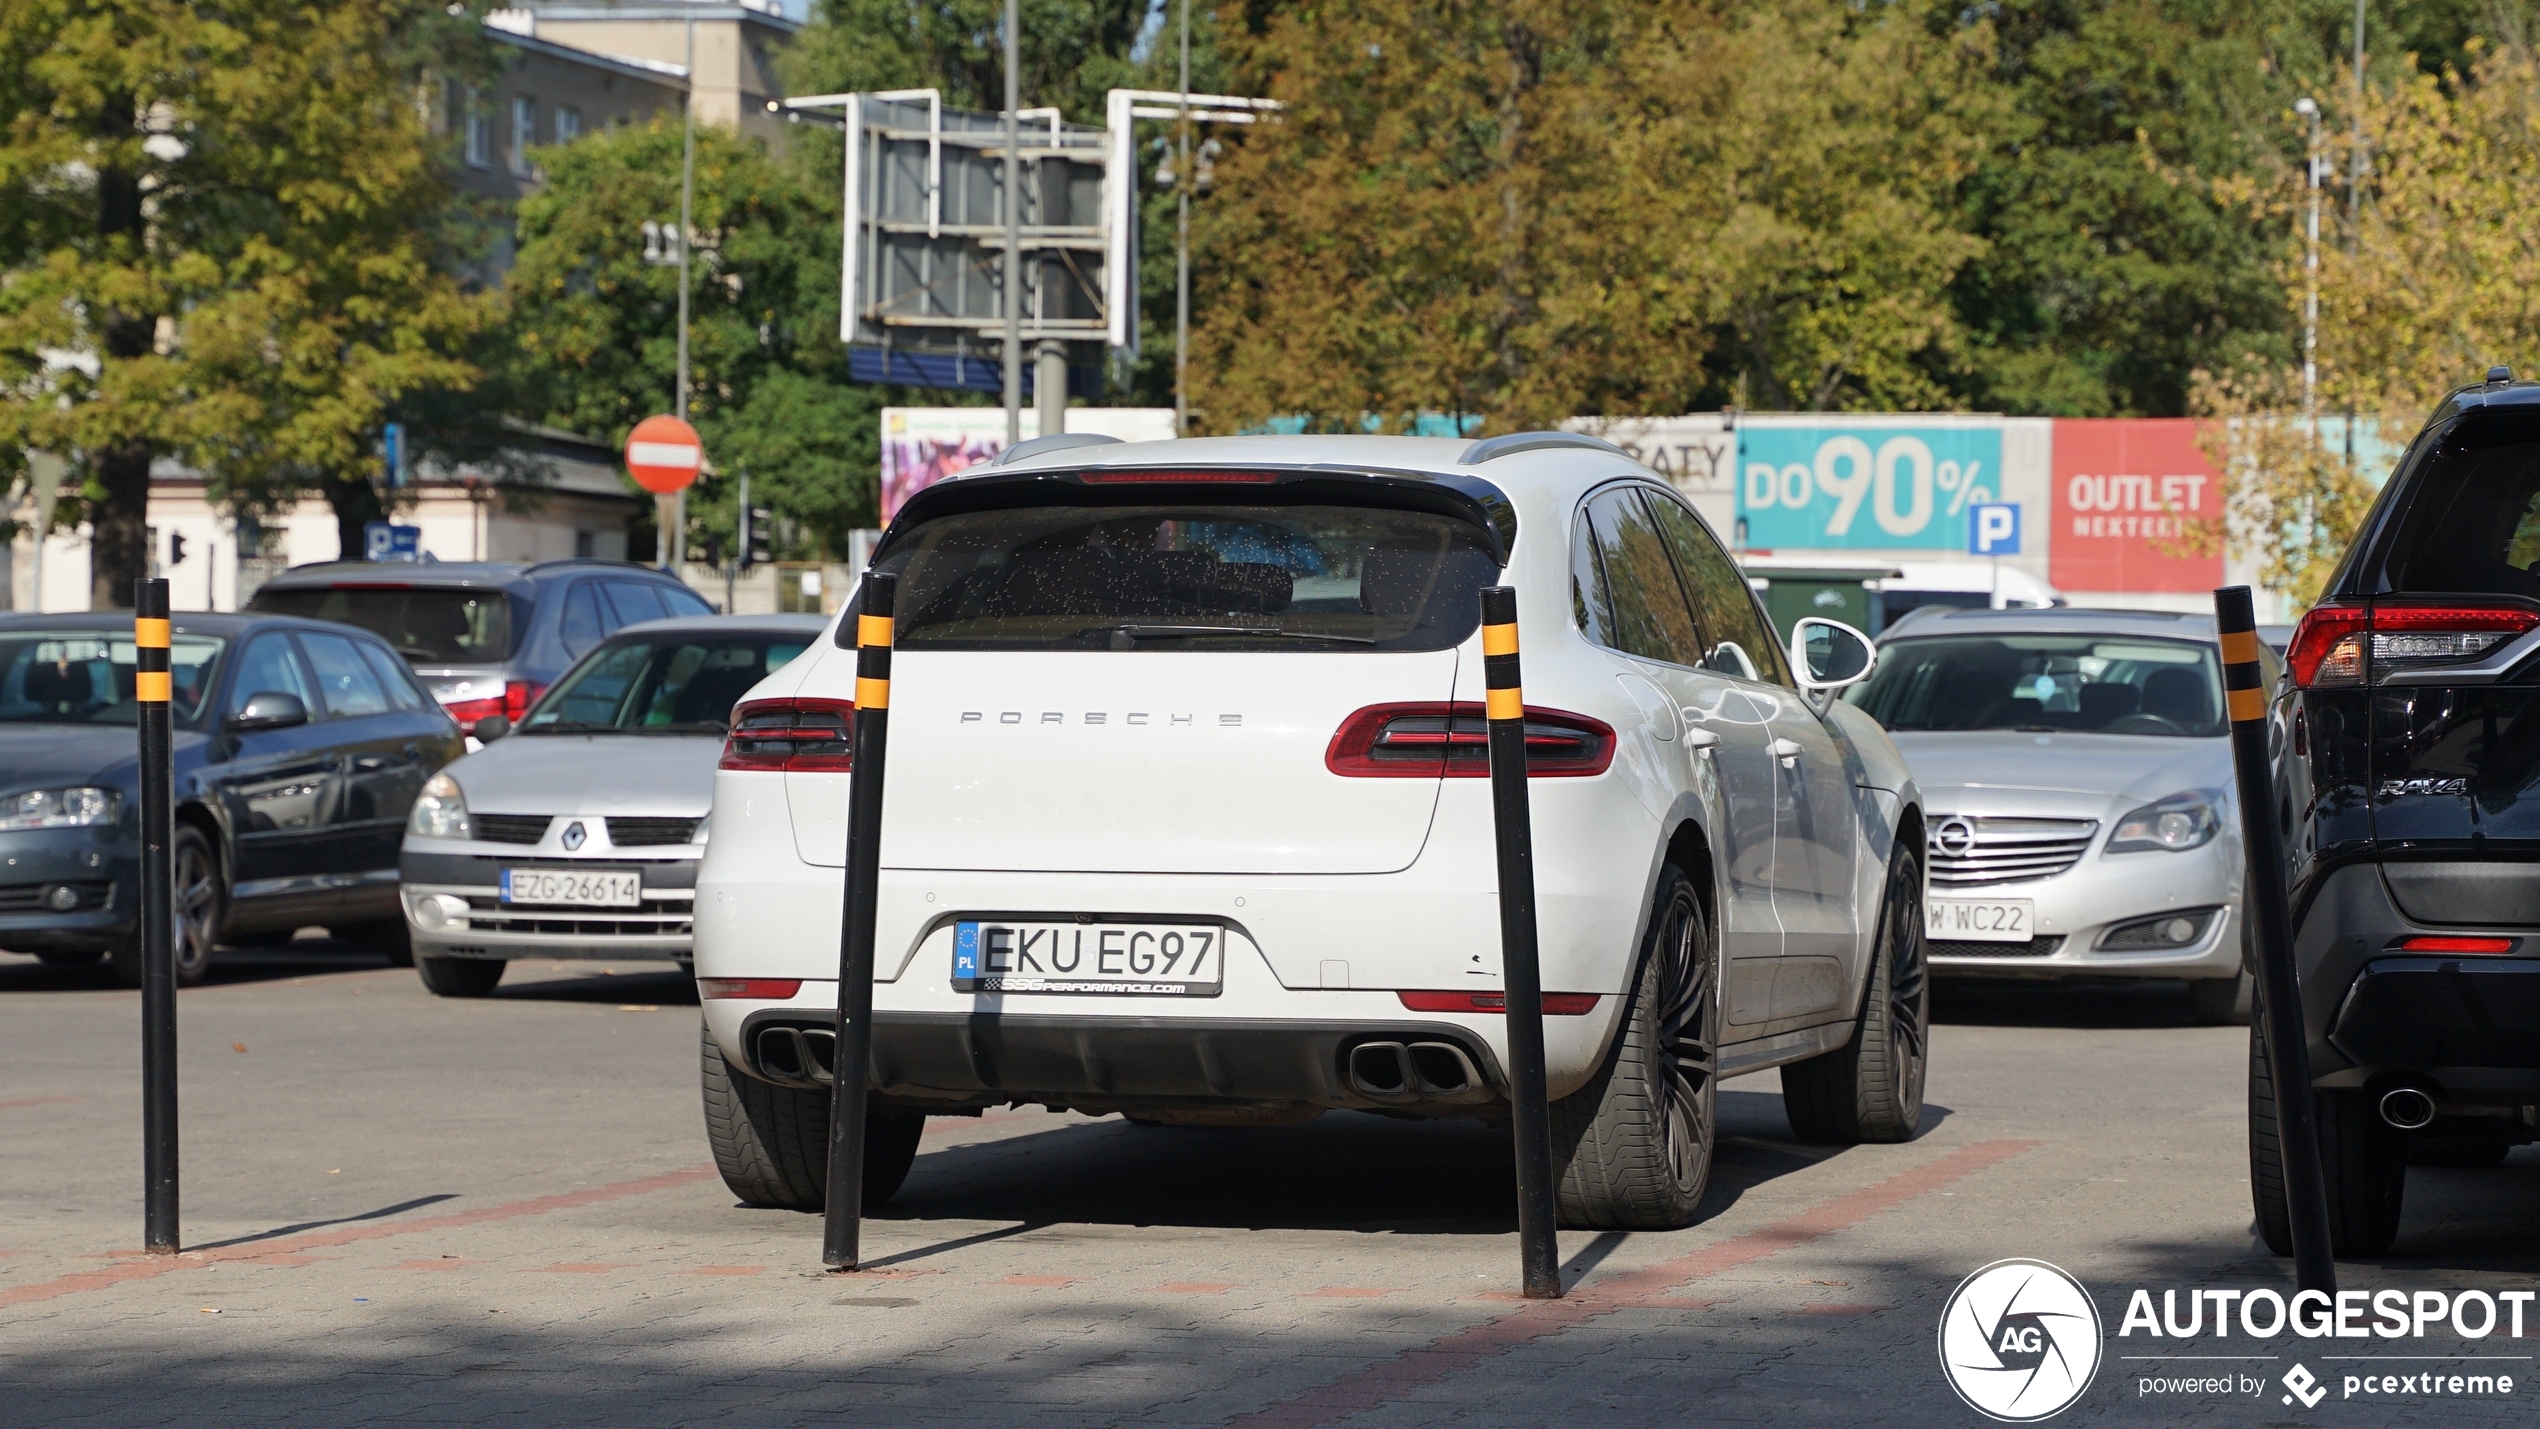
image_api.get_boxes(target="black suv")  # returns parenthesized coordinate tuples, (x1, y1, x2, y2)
(2264, 370, 2540, 1255)
(246, 561, 714, 736)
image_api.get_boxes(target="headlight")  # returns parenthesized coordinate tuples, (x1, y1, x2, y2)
(0, 787, 118, 831)
(2105, 791, 2221, 854)
(408, 772, 473, 840)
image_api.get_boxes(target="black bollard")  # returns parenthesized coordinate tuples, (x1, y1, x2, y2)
(1481, 587, 1561, 1300)
(135, 578, 178, 1255)
(823, 573, 895, 1270)
(2215, 586, 2336, 1294)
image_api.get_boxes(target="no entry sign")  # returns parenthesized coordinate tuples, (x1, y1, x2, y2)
(625, 415, 703, 494)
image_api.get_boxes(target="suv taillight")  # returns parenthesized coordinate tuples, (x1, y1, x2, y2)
(720, 697, 855, 772)
(444, 680, 541, 727)
(2288, 601, 2540, 687)
(1327, 702, 1615, 778)
(2285, 602, 2369, 687)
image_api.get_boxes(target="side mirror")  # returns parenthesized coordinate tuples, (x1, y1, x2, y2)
(472, 714, 512, 742)
(230, 690, 308, 731)
(1791, 618, 1877, 692)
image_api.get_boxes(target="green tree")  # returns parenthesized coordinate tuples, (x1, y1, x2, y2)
(502, 117, 880, 558)
(0, 0, 491, 605)
(1190, 0, 1996, 431)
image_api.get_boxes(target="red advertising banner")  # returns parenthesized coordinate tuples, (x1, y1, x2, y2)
(2049, 418, 2224, 593)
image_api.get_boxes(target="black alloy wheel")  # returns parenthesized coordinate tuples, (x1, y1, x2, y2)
(1651, 878, 1719, 1198)
(1782, 849, 1928, 1144)
(111, 826, 221, 989)
(1551, 865, 1716, 1230)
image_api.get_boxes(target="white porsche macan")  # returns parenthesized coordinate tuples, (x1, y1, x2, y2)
(693, 431, 1929, 1229)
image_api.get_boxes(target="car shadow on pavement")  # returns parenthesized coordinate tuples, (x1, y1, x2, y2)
(866, 1088, 1930, 1239)
(0, 939, 404, 992)
(1933, 976, 2201, 1030)
(488, 963, 697, 1006)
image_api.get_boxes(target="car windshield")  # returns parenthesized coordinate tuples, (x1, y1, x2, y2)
(875, 501, 1502, 652)
(0, 632, 223, 726)
(247, 587, 515, 663)
(1846, 634, 2224, 737)
(519, 633, 809, 734)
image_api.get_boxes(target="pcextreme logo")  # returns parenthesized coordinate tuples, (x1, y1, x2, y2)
(1938, 1258, 2104, 1421)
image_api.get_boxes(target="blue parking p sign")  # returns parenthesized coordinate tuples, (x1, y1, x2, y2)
(1969, 503, 2021, 557)
(363, 522, 422, 562)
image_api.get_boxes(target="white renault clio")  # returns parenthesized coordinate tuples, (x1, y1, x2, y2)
(693, 432, 1928, 1229)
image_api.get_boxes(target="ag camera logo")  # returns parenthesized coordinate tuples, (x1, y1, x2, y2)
(1939, 1258, 2103, 1421)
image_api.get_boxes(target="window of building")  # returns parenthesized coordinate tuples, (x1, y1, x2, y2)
(510, 96, 537, 175)
(464, 90, 493, 169)
(556, 106, 581, 144)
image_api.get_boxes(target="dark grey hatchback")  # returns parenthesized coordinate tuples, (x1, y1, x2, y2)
(0, 613, 463, 985)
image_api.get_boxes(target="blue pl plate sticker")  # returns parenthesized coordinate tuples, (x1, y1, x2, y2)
(953, 921, 980, 983)
(498, 869, 514, 902)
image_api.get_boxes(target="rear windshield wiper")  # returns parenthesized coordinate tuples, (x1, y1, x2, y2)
(1097, 623, 1376, 646)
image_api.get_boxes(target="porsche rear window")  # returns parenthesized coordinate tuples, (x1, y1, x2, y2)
(875, 504, 1501, 652)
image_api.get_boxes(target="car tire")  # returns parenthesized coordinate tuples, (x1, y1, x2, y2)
(1781, 847, 1928, 1144)
(1549, 864, 1716, 1231)
(2248, 1006, 2407, 1257)
(108, 825, 220, 990)
(331, 919, 415, 968)
(699, 1023, 924, 1212)
(416, 954, 506, 997)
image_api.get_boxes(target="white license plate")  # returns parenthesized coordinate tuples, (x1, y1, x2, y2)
(1927, 898, 2035, 943)
(499, 869, 641, 908)
(952, 920, 1223, 995)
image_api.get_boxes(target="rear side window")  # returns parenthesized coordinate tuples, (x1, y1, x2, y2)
(876, 502, 1501, 652)
(2381, 420, 2540, 597)
(355, 641, 429, 711)
(298, 632, 393, 718)
(660, 584, 714, 617)
(561, 583, 606, 658)
(1580, 490, 1705, 667)
(603, 581, 669, 626)
(247, 587, 515, 663)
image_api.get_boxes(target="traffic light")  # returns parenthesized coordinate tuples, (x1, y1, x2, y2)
(168, 532, 188, 566)
(742, 505, 773, 569)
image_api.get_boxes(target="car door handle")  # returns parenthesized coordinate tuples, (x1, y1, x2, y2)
(1770, 738, 1803, 762)
(354, 756, 388, 771)
(1684, 728, 1721, 752)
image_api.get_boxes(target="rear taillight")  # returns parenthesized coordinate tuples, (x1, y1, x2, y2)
(2397, 935, 2515, 954)
(443, 679, 541, 728)
(1397, 990, 1602, 1015)
(2287, 601, 2540, 688)
(2285, 602, 2369, 687)
(1326, 702, 1615, 778)
(698, 978, 805, 999)
(2369, 603, 2539, 670)
(720, 697, 855, 772)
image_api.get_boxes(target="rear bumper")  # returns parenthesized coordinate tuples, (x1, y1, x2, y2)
(2297, 863, 2540, 1100)
(731, 1008, 1509, 1115)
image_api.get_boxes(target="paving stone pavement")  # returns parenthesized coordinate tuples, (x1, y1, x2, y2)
(4, 948, 2538, 1427)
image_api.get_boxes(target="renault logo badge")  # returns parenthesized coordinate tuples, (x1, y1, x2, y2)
(561, 820, 587, 851)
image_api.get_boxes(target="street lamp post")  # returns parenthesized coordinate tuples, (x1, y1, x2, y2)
(1002, 0, 1022, 444)
(674, 14, 696, 572)
(2296, 97, 2321, 434)
(1175, 0, 1191, 437)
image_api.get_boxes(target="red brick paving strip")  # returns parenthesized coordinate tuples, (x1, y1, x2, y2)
(1219, 1139, 2041, 1429)
(0, 1165, 719, 1308)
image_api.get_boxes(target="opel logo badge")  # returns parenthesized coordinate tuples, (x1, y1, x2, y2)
(561, 820, 587, 851)
(1934, 817, 1978, 856)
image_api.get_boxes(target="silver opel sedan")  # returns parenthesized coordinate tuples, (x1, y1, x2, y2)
(397, 613, 828, 996)
(1846, 606, 2281, 1023)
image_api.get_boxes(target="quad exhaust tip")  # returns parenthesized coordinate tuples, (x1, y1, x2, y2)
(754, 1025, 838, 1088)
(2380, 1086, 2438, 1131)
(1347, 1040, 1492, 1104)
